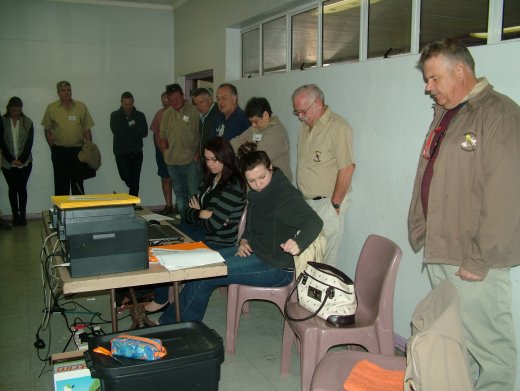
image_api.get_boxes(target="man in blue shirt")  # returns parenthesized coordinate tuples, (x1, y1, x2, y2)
(213, 83, 249, 140)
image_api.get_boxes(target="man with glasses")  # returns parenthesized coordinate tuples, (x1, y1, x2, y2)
(42, 81, 94, 195)
(408, 38, 520, 390)
(292, 84, 355, 266)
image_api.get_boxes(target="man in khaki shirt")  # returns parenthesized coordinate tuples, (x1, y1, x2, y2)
(292, 84, 355, 266)
(42, 81, 94, 195)
(159, 83, 200, 220)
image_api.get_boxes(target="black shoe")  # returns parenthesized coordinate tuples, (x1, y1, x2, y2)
(0, 218, 12, 230)
(12, 212, 20, 227)
(19, 214, 27, 226)
(158, 206, 174, 215)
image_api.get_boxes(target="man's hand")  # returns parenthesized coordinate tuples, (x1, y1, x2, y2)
(455, 266, 484, 282)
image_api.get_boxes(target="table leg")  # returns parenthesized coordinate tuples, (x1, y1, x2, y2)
(110, 289, 118, 332)
(174, 281, 181, 322)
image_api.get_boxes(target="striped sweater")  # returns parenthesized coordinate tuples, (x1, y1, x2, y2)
(185, 177, 246, 247)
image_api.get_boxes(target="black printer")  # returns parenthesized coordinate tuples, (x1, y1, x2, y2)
(54, 204, 148, 277)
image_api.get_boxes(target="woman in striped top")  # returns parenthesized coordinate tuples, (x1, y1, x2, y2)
(145, 137, 246, 313)
(181, 137, 246, 247)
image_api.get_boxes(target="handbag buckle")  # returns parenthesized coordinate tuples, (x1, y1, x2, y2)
(307, 286, 322, 301)
(326, 286, 335, 299)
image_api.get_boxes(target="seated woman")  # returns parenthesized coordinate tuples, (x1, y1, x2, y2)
(145, 137, 246, 312)
(180, 137, 246, 248)
(159, 144, 323, 324)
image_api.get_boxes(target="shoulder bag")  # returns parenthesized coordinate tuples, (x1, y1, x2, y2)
(284, 261, 357, 327)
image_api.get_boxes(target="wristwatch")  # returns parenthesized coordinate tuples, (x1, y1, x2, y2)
(331, 201, 340, 210)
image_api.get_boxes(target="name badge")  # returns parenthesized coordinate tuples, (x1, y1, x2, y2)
(68, 115, 77, 121)
(128, 120, 136, 126)
(252, 133, 262, 142)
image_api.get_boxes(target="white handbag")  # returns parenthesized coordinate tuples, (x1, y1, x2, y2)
(284, 261, 357, 326)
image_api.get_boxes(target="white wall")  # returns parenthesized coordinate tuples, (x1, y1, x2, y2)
(0, 0, 174, 215)
(173, 0, 297, 86)
(174, 1, 520, 381)
(234, 41, 520, 382)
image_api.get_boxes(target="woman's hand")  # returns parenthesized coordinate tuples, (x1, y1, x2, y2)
(280, 239, 301, 255)
(11, 160, 22, 167)
(236, 239, 253, 257)
(188, 195, 201, 210)
(199, 210, 213, 219)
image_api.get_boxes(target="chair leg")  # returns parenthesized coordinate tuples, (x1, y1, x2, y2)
(300, 336, 327, 391)
(280, 320, 295, 375)
(225, 285, 239, 354)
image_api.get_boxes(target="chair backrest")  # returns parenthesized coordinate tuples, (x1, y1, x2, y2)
(353, 234, 402, 351)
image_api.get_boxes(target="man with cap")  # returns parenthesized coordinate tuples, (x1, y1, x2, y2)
(159, 83, 200, 220)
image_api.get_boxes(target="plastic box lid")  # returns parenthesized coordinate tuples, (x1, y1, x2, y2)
(85, 322, 223, 379)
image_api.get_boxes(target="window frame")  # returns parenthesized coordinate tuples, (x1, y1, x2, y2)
(239, 0, 515, 79)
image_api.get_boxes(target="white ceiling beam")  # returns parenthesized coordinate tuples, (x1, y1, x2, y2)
(43, 0, 174, 11)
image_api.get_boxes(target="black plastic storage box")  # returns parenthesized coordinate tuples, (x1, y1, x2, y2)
(85, 322, 224, 391)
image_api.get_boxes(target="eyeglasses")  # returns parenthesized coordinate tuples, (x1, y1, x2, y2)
(293, 98, 317, 117)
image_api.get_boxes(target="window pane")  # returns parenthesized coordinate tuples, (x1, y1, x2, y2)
(420, 0, 488, 49)
(323, 0, 360, 64)
(263, 17, 287, 74)
(292, 8, 318, 70)
(242, 29, 259, 78)
(502, 0, 520, 41)
(368, 0, 411, 58)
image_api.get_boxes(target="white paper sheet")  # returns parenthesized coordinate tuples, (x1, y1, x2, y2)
(140, 213, 175, 222)
(152, 248, 225, 270)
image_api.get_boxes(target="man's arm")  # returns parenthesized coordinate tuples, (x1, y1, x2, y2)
(44, 128, 53, 147)
(159, 137, 168, 153)
(331, 164, 355, 214)
(83, 128, 92, 142)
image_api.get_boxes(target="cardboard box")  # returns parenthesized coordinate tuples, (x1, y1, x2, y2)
(52, 351, 100, 391)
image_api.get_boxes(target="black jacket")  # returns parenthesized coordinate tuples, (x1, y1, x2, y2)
(243, 169, 323, 269)
(110, 107, 148, 155)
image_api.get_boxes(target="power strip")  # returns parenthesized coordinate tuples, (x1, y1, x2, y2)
(71, 324, 103, 351)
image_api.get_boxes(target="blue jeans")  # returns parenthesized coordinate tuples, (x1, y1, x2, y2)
(166, 160, 201, 220)
(159, 247, 293, 324)
(152, 235, 225, 305)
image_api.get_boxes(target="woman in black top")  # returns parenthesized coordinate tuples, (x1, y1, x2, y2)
(0, 97, 34, 226)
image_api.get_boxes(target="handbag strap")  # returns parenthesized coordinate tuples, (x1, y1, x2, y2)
(283, 273, 334, 322)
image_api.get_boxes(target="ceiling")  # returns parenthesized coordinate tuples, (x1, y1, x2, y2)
(44, 0, 188, 10)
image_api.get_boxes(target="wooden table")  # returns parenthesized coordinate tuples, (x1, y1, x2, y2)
(41, 211, 227, 331)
